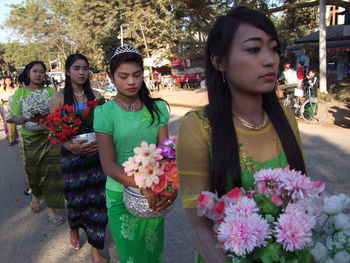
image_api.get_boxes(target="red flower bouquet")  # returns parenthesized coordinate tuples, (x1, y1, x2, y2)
(42, 98, 105, 144)
(42, 105, 81, 144)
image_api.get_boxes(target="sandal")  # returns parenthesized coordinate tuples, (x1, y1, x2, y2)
(29, 196, 44, 213)
(70, 237, 81, 251)
(48, 215, 65, 226)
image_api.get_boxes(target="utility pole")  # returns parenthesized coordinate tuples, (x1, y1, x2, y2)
(139, 22, 153, 81)
(319, 0, 328, 93)
(120, 25, 124, 46)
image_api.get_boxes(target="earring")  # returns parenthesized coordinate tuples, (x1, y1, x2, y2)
(221, 71, 226, 83)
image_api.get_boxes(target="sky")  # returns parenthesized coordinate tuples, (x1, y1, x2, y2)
(0, 0, 23, 43)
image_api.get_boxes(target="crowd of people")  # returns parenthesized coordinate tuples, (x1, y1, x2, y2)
(1, 6, 316, 263)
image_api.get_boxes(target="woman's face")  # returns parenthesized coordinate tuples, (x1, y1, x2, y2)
(112, 62, 143, 97)
(29, 64, 46, 85)
(223, 24, 280, 95)
(5, 78, 12, 86)
(67, 59, 89, 87)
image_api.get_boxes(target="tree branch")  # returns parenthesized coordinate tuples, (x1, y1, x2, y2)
(264, 0, 350, 14)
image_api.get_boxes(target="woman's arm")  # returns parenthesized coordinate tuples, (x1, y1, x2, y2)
(186, 208, 226, 263)
(95, 131, 137, 187)
(157, 125, 169, 145)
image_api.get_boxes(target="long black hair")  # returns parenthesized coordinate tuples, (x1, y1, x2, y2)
(3, 76, 14, 91)
(18, 61, 47, 86)
(206, 6, 306, 196)
(110, 51, 166, 124)
(64, 53, 95, 106)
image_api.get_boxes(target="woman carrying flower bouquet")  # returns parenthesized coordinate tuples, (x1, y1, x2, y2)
(49, 54, 107, 263)
(94, 44, 176, 263)
(177, 7, 307, 263)
(11, 61, 65, 223)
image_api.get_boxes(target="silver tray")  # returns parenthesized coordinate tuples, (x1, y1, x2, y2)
(123, 186, 174, 218)
(25, 121, 46, 131)
(71, 132, 96, 144)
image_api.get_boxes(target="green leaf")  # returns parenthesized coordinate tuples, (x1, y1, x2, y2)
(226, 256, 254, 263)
(252, 243, 282, 263)
(253, 193, 280, 217)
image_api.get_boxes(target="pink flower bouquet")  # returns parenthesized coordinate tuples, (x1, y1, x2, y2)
(123, 138, 179, 196)
(197, 166, 330, 263)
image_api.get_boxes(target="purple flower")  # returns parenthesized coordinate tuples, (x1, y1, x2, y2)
(157, 145, 176, 159)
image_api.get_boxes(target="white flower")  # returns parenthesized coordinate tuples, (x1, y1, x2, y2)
(334, 214, 350, 230)
(311, 242, 328, 262)
(324, 259, 335, 263)
(334, 251, 350, 263)
(322, 194, 350, 215)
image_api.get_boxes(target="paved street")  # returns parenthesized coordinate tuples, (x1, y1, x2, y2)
(0, 105, 349, 263)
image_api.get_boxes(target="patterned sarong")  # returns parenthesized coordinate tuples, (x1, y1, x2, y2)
(23, 133, 64, 209)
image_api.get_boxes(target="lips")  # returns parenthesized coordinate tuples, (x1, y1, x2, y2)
(260, 72, 276, 80)
(126, 88, 137, 92)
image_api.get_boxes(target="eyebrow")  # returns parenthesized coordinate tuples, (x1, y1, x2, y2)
(242, 37, 277, 44)
(118, 70, 141, 75)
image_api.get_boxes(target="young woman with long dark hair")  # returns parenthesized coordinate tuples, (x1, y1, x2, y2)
(177, 7, 306, 263)
(3, 76, 18, 146)
(50, 54, 108, 263)
(11, 61, 65, 223)
(94, 44, 176, 263)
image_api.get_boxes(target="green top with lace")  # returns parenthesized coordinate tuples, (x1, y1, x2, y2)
(177, 106, 302, 208)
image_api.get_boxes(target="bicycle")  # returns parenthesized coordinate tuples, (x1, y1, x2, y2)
(280, 82, 328, 124)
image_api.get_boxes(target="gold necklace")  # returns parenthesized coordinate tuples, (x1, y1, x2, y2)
(233, 112, 268, 131)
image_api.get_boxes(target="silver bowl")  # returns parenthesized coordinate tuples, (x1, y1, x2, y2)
(71, 132, 96, 144)
(123, 186, 174, 218)
(25, 121, 46, 131)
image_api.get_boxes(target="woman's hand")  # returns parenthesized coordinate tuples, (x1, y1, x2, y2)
(140, 188, 160, 212)
(154, 192, 177, 212)
(70, 140, 98, 156)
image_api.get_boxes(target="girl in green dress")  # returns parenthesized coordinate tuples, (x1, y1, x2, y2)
(176, 6, 306, 263)
(11, 61, 64, 224)
(94, 44, 176, 263)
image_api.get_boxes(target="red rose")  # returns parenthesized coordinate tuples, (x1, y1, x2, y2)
(63, 116, 71, 122)
(74, 119, 82, 125)
(53, 117, 61, 125)
(82, 107, 90, 117)
(64, 105, 74, 113)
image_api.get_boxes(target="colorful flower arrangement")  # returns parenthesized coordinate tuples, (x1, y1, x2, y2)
(42, 98, 105, 144)
(196, 166, 350, 263)
(123, 138, 179, 196)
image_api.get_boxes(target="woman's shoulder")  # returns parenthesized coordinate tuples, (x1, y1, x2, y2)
(185, 106, 208, 122)
(182, 106, 211, 138)
(95, 99, 115, 113)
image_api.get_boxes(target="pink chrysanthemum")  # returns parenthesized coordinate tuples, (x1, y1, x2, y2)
(280, 169, 314, 200)
(254, 168, 284, 195)
(217, 213, 270, 256)
(225, 197, 258, 217)
(275, 204, 316, 251)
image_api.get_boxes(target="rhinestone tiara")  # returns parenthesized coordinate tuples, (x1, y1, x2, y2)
(111, 44, 141, 60)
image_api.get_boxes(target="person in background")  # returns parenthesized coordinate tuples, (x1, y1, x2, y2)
(297, 61, 305, 89)
(276, 63, 298, 98)
(2, 76, 18, 146)
(305, 70, 317, 96)
(0, 77, 9, 138)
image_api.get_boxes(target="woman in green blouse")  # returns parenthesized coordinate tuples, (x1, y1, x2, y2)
(11, 61, 64, 224)
(177, 7, 306, 263)
(94, 44, 176, 263)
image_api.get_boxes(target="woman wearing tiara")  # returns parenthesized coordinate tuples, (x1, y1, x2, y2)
(50, 54, 108, 263)
(94, 44, 176, 263)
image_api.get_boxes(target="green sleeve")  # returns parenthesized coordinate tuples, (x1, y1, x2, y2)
(156, 100, 170, 126)
(93, 104, 113, 135)
(11, 88, 24, 116)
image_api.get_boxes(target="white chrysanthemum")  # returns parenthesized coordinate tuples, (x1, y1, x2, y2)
(311, 242, 328, 262)
(334, 214, 350, 230)
(333, 251, 350, 263)
(322, 194, 350, 215)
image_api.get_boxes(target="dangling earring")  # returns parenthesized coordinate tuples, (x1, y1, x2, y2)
(221, 71, 226, 83)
